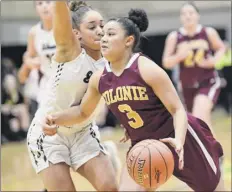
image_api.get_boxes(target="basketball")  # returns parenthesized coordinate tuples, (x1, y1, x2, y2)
(126, 139, 174, 189)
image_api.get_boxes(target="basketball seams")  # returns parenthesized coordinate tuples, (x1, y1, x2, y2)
(129, 143, 155, 182)
(152, 144, 169, 182)
(131, 143, 153, 180)
(147, 146, 152, 188)
(127, 145, 146, 176)
(127, 139, 174, 189)
(153, 140, 174, 180)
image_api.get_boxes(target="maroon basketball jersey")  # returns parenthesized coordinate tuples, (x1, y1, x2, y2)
(176, 25, 217, 88)
(99, 53, 173, 145)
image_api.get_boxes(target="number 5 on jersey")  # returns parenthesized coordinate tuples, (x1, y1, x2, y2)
(118, 104, 144, 129)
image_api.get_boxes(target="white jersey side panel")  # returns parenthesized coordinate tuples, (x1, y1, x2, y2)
(35, 49, 106, 134)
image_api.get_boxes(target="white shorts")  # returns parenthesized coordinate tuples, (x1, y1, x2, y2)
(27, 118, 107, 174)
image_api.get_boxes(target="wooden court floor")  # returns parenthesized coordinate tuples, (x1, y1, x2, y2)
(1, 109, 231, 191)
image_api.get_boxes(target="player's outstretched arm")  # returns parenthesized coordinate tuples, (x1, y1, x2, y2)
(53, 1, 81, 63)
(49, 70, 103, 126)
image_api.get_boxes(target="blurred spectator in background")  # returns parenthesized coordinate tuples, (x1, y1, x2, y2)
(1, 58, 30, 143)
(1, 57, 17, 78)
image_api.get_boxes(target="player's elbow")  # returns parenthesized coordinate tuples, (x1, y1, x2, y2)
(79, 108, 93, 123)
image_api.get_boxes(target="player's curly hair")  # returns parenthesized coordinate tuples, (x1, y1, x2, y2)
(128, 9, 149, 33)
(108, 9, 149, 52)
(68, 1, 93, 29)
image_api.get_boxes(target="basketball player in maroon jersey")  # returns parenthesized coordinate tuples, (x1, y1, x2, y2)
(162, 2, 226, 132)
(43, 8, 225, 191)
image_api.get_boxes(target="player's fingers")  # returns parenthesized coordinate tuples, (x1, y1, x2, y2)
(43, 124, 56, 131)
(46, 115, 54, 125)
(43, 129, 57, 136)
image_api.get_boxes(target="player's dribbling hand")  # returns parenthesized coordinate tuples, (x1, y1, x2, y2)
(42, 115, 58, 136)
(119, 126, 130, 143)
(160, 137, 184, 170)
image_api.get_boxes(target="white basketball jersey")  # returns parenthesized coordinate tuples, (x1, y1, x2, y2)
(35, 49, 107, 134)
(34, 23, 56, 104)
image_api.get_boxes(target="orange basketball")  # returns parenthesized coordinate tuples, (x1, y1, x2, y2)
(127, 139, 174, 189)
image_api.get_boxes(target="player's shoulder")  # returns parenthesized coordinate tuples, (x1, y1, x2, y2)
(204, 26, 217, 36)
(93, 68, 104, 79)
(28, 23, 41, 36)
(90, 69, 104, 85)
(138, 55, 159, 68)
(88, 68, 104, 91)
(138, 55, 167, 84)
(167, 30, 178, 39)
(165, 30, 179, 44)
(138, 56, 164, 76)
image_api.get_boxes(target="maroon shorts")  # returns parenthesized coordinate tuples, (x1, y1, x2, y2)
(167, 114, 223, 191)
(181, 77, 221, 112)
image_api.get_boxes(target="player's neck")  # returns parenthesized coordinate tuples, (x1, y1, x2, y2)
(41, 19, 53, 31)
(184, 25, 198, 36)
(111, 52, 132, 76)
(84, 46, 102, 61)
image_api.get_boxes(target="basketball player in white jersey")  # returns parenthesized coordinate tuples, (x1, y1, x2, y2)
(27, 1, 119, 191)
(18, 1, 55, 120)
(21, 1, 120, 180)
(18, 52, 39, 121)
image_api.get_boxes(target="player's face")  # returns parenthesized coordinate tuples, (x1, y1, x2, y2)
(180, 4, 199, 28)
(35, 1, 53, 21)
(78, 10, 104, 51)
(101, 21, 133, 62)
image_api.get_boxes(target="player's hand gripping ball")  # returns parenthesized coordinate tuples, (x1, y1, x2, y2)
(127, 139, 174, 189)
